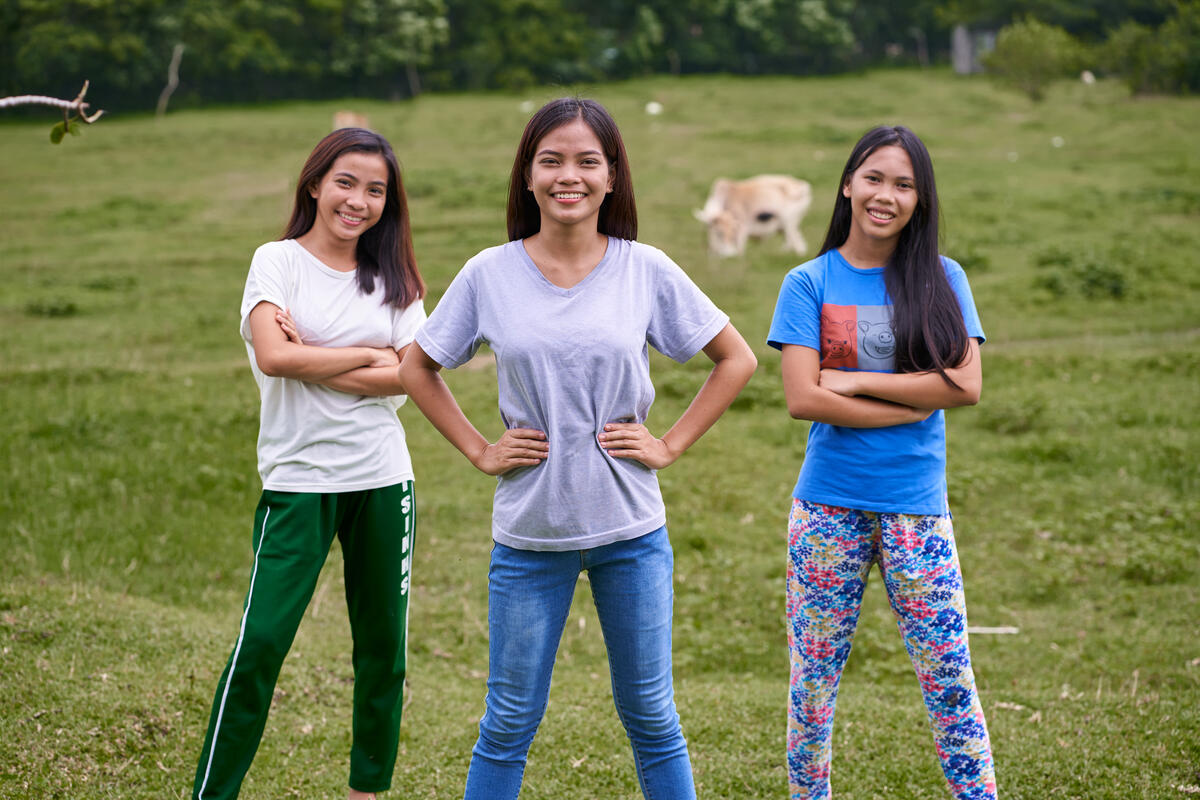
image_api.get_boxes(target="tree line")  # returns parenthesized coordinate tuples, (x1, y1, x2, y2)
(0, 0, 1189, 112)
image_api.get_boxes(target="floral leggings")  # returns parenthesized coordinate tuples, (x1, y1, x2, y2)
(787, 499, 997, 800)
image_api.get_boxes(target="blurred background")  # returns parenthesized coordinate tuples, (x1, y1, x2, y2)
(3, 0, 1198, 110)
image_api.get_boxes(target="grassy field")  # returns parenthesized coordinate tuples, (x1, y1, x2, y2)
(1, 69, 1197, 799)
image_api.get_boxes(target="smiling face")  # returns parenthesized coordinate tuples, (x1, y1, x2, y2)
(526, 117, 614, 234)
(308, 151, 390, 246)
(841, 144, 918, 254)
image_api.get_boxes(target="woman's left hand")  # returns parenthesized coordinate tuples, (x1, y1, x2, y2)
(276, 308, 303, 344)
(818, 368, 860, 397)
(598, 423, 678, 469)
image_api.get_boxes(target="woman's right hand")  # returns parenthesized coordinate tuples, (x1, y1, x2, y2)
(472, 428, 549, 475)
(365, 347, 401, 368)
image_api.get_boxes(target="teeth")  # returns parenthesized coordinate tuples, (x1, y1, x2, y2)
(868, 209, 894, 220)
(337, 212, 364, 222)
(554, 192, 584, 199)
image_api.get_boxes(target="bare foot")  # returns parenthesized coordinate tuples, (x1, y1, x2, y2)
(348, 790, 376, 800)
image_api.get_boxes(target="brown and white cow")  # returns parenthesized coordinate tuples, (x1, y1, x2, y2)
(693, 174, 812, 257)
(332, 110, 370, 131)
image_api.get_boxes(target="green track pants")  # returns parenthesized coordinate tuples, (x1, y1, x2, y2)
(193, 482, 415, 799)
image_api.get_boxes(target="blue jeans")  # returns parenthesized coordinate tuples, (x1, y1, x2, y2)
(463, 526, 696, 800)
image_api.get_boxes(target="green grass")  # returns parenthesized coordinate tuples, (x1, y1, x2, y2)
(1, 69, 1198, 798)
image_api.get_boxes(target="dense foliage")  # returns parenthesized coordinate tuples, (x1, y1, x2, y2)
(982, 0, 1200, 99)
(0, 0, 1192, 109)
(1101, 0, 1200, 93)
(983, 16, 1085, 100)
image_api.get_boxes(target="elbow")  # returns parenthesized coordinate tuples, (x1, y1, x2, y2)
(398, 358, 436, 396)
(738, 351, 759, 387)
(785, 394, 818, 421)
(255, 352, 285, 378)
(397, 359, 417, 390)
(946, 384, 980, 408)
(787, 403, 817, 421)
(781, 381, 823, 421)
(956, 376, 982, 407)
(394, 363, 414, 395)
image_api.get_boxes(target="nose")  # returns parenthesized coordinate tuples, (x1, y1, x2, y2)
(557, 164, 580, 184)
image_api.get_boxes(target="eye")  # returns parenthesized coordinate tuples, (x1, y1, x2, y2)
(335, 178, 352, 188)
(369, 186, 385, 196)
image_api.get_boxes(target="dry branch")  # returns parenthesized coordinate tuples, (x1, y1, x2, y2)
(0, 81, 104, 123)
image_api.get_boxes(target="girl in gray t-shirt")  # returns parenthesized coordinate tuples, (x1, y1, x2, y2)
(400, 98, 757, 799)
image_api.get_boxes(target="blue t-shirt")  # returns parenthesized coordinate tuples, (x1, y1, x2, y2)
(417, 237, 729, 551)
(767, 249, 985, 515)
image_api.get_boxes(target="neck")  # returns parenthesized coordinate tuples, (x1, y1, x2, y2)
(524, 228, 609, 288)
(534, 220, 606, 256)
(837, 235, 896, 270)
(296, 229, 358, 271)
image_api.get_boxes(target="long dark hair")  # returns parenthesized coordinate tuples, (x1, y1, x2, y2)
(506, 97, 637, 241)
(820, 125, 968, 388)
(283, 127, 425, 307)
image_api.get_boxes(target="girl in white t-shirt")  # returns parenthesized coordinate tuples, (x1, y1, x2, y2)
(401, 98, 757, 799)
(193, 128, 426, 800)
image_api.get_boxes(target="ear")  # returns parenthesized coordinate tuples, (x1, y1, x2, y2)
(841, 180, 851, 199)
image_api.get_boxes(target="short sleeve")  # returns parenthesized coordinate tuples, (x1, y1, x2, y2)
(943, 257, 986, 344)
(645, 251, 728, 363)
(239, 242, 292, 343)
(390, 297, 427, 351)
(767, 267, 821, 351)
(414, 259, 485, 369)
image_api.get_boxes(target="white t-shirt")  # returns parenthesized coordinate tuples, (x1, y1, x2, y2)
(239, 239, 426, 492)
(416, 238, 728, 551)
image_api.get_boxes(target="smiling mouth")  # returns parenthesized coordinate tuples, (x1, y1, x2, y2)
(867, 208, 895, 221)
(337, 212, 365, 223)
(552, 192, 585, 200)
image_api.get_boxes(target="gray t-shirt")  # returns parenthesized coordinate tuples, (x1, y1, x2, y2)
(417, 237, 728, 551)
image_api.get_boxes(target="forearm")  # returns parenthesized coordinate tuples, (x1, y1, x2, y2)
(661, 354, 756, 456)
(317, 365, 406, 397)
(788, 384, 929, 428)
(257, 341, 374, 382)
(849, 369, 979, 410)
(400, 364, 490, 463)
(837, 339, 981, 409)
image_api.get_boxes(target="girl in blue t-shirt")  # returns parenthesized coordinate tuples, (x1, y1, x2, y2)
(767, 126, 997, 800)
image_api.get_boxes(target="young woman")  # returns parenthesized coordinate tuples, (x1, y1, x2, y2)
(399, 97, 757, 799)
(767, 126, 996, 800)
(193, 127, 426, 800)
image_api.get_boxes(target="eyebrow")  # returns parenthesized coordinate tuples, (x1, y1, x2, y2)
(535, 148, 603, 157)
(862, 167, 914, 182)
(333, 171, 387, 186)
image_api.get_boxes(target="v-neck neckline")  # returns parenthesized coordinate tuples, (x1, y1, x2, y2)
(517, 237, 613, 296)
